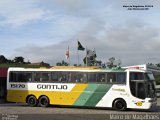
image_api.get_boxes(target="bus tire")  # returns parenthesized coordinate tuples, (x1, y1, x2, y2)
(113, 99, 126, 111)
(27, 96, 37, 107)
(38, 96, 50, 107)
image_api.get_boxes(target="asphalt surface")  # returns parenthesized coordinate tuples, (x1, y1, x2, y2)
(0, 98, 160, 120)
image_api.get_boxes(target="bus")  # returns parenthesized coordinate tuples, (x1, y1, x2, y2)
(7, 66, 157, 111)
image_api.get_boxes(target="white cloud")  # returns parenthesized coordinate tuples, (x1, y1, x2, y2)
(0, 0, 48, 28)
(1, 0, 160, 66)
(14, 20, 160, 66)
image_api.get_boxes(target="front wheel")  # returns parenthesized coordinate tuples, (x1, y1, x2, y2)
(113, 99, 126, 111)
(38, 96, 50, 107)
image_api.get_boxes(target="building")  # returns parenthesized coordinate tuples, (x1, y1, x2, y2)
(29, 61, 50, 67)
(0, 68, 8, 101)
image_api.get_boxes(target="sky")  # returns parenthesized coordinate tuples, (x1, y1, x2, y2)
(0, 0, 160, 66)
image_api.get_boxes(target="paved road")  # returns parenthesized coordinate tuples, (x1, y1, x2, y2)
(0, 98, 160, 120)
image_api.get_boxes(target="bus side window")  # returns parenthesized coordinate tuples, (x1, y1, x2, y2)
(58, 72, 68, 82)
(107, 73, 116, 83)
(68, 72, 72, 82)
(51, 72, 58, 82)
(17, 72, 26, 82)
(70, 72, 77, 83)
(116, 73, 126, 83)
(82, 73, 87, 83)
(97, 73, 105, 83)
(10, 72, 33, 82)
(69, 72, 87, 83)
(34, 72, 41, 82)
(88, 73, 96, 83)
(25, 72, 33, 82)
(42, 72, 50, 81)
(76, 72, 85, 83)
(10, 72, 17, 82)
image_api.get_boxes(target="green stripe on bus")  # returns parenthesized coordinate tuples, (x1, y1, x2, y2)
(73, 84, 112, 106)
(84, 84, 112, 106)
(73, 84, 98, 106)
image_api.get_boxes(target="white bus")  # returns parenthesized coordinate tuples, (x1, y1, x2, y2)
(7, 66, 157, 111)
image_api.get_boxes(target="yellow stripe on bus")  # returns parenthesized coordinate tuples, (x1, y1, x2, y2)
(7, 84, 88, 105)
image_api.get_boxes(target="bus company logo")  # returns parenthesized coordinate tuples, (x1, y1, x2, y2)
(37, 84, 68, 90)
(112, 88, 125, 92)
(10, 84, 25, 88)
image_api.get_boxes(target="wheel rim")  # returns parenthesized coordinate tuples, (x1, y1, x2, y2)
(39, 96, 49, 107)
(29, 98, 35, 105)
(41, 98, 48, 106)
(116, 102, 123, 109)
(28, 97, 37, 106)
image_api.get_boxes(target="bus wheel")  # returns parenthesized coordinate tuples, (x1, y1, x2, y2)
(113, 99, 126, 111)
(39, 96, 50, 107)
(27, 96, 37, 107)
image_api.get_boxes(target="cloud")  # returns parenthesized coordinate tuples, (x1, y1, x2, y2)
(1, 0, 160, 67)
(14, 19, 160, 66)
(0, 0, 48, 28)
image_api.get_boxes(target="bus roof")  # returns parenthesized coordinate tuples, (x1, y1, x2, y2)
(8, 66, 126, 72)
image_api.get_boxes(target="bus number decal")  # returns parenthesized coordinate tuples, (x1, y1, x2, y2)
(10, 84, 25, 88)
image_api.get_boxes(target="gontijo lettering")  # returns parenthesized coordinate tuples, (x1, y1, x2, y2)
(37, 84, 68, 90)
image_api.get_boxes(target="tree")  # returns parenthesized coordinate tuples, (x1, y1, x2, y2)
(56, 60, 68, 66)
(156, 63, 160, 67)
(106, 57, 121, 68)
(0, 55, 8, 63)
(14, 56, 24, 63)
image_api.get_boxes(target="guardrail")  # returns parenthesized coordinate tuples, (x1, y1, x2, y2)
(156, 85, 160, 97)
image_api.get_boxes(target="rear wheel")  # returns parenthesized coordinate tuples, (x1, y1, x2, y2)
(39, 96, 50, 107)
(113, 99, 126, 111)
(27, 96, 37, 107)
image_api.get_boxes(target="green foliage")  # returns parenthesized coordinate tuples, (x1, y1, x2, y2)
(155, 75, 160, 85)
(14, 56, 24, 63)
(0, 55, 8, 63)
(106, 57, 121, 68)
(0, 63, 43, 68)
(0, 55, 30, 64)
(56, 60, 68, 66)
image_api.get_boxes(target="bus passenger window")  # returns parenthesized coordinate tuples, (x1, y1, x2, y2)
(24, 72, 33, 82)
(76, 73, 85, 83)
(51, 72, 58, 82)
(82, 73, 87, 83)
(70, 72, 87, 83)
(9, 72, 17, 82)
(107, 73, 116, 83)
(70, 72, 77, 83)
(88, 73, 96, 83)
(58, 72, 68, 82)
(34, 73, 41, 82)
(117, 73, 126, 83)
(97, 73, 105, 83)
(17, 72, 27, 82)
(42, 73, 50, 81)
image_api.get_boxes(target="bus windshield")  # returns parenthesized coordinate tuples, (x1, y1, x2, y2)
(144, 73, 155, 81)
